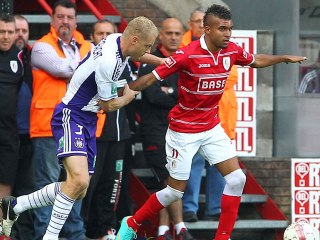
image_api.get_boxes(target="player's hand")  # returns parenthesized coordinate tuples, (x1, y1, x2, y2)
(123, 84, 139, 101)
(285, 56, 307, 64)
(160, 57, 168, 65)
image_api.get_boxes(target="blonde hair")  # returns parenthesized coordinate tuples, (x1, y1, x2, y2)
(122, 16, 158, 39)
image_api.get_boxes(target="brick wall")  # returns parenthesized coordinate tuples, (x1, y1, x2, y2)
(109, 0, 170, 28)
(241, 158, 292, 219)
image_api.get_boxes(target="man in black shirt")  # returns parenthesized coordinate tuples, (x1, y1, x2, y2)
(0, 14, 24, 232)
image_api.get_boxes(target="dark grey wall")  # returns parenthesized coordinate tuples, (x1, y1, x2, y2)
(224, 0, 319, 157)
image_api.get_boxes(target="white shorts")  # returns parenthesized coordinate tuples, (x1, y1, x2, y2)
(165, 124, 237, 180)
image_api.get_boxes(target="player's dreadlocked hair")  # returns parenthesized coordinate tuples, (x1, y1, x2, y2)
(203, 4, 231, 26)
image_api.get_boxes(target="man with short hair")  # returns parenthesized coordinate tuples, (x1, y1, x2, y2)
(82, 19, 135, 240)
(180, 7, 206, 48)
(0, 14, 24, 226)
(1, 15, 161, 240)
(11, 14, 35, 240)
(116, 4, 306, 240)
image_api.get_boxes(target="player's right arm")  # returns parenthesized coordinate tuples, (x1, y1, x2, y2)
(98, 84, 138, 112)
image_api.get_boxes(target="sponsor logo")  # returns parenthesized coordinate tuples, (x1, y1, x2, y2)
(110, 172, 122, 203)
(199, 63, 210, 68)
(198, 77, 226, 91)
(53, 212, 67, 220)
(164, 56, 176, 68)
(115, 160, 123, 172)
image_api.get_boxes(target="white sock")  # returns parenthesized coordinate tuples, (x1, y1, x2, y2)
(174, 222, 186, 234)
(158, 225, 170, 236)
(44, 190, 75, 237)
(14, 182, 60, 214)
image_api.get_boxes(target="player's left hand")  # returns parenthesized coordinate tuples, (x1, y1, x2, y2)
(285, 56, 307, 64)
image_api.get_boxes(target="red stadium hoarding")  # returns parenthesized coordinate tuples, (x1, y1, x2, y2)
(292, 158, 320, 238)
(231, 31, 257, 156)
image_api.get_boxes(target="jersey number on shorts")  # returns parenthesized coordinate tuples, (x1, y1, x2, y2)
(171, 149, 179, 158)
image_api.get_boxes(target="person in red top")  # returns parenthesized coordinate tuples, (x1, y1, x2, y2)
(116, 4, 306, 240)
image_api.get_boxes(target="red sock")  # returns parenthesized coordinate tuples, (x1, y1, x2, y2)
(127, 193, 164, 231)
(214, 194, 241, 240)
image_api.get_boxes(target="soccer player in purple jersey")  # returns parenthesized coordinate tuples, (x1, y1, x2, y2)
(1, 16, 161, 240)
(115, 4, 306, 240)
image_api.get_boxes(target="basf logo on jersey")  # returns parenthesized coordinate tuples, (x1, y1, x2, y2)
(292, 159, 320, 239)
(231, 30, 257, 157)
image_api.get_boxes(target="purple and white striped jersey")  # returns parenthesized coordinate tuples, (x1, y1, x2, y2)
(62, 33, 128, 113)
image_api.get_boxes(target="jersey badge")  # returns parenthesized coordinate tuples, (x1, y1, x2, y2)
(165, 56, 176, 68)
(111, 83, 117, 94)
(10, 60, 18, 73)
(58, 137, 64, 150)
(223, 57, 230, 71)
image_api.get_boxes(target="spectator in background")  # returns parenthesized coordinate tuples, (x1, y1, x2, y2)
(298, 51, 320, 93)
(138, 18, 194, 240)
(11, 14, 34, 240)
(82, 19, 134, 240)
(21, 0, 91, 239)
(0, 13, 24, 234)
(180, 7, 206, 48)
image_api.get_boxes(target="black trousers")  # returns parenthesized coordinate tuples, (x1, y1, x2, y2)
(12, 135, 35, 240)
(83, 140, 126, 238)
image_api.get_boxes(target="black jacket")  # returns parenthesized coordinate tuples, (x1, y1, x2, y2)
(137, 47, 178, 140)
(0, 45, 24, 132)
(98, 63, 133, 142)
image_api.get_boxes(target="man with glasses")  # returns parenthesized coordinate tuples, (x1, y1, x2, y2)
(180, 7, 206, 48)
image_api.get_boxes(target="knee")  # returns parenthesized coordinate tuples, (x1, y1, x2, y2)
(67, 173, 90, 196)
(224, 169, 246, 196)
(156, 186, 184, 207)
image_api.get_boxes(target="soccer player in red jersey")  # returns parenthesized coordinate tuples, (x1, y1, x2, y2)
(116, 4, 306, 240)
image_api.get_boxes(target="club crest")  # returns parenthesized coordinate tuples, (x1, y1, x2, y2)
(74, 138, 84, 148)
(10, 60, 18, 73)
(223, 57, 230, 71)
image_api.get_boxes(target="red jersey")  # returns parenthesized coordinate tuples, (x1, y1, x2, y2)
(153, 36, 254, 133)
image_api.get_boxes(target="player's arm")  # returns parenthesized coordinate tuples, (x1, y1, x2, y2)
(129, 71, 158, 91)
(98, 84, 139, 112)
(251, 54, 307, 68)
(133, 53, 166, 66)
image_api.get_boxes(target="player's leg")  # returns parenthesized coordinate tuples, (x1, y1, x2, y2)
(116, 128, 198, 240)
(182, 152, 205, 222)
(143, 140, 173, 239)
(200, 124, 245, 240)
(42, 106, 94, 239)
(85, 141, 124, 239)
(214, 157, 245, 240)
(43, 155, 89, 239)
